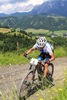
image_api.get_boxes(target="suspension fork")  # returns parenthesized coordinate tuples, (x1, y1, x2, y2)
(32, 66, 37, 81)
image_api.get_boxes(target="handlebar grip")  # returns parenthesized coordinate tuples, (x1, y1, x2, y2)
(23, 53, 31, 60)
(23, 53, 27, 57)
(26, 55, 31, 60)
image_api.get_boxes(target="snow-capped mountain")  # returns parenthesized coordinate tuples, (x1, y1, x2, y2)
(0, 0, 67, 17)
(30, 0, 67, 16)
(12, 4, 34, 13)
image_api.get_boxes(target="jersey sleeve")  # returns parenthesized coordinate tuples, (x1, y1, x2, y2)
(46, 43, 53, 55)
(33, 43, 38, 49)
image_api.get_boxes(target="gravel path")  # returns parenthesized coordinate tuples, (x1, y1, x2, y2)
(0, 57, 67, 100)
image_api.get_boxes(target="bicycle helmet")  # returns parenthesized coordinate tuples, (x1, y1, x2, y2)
(36, 37, 47, 48)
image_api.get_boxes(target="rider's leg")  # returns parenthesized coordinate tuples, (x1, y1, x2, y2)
(43, 57, 54, 85)
(44, 57, 50, 77)
(37, 55, 43, 70)
(43, 63, 54, 86)
(44, 63, 48, 77)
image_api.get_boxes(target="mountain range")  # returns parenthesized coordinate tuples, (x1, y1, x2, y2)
(0, 0, 67, 30)
(0, 0, 67, 17)
(29, 0, 67, 16)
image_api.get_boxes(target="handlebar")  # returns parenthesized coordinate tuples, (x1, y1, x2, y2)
(24, 54, 31, 60)
(24, 54, 44, 67)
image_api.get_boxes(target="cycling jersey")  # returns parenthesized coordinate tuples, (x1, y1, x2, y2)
(33, 42, 54, 55)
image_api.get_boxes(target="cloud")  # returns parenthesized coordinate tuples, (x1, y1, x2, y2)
(0, 1, 34, 14)
(0, 0, 45, 14)
(29, 0, 43, 5)
(13, 4, 34, 13)
(43, 0, 48, 2)
(0, 0, 30, 14)
(0, 0, 29, 5)
(9, 0, 29, 4)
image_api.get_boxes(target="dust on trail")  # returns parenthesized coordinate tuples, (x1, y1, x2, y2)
(0, 57, 67, 100)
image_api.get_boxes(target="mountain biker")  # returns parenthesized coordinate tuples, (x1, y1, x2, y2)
(23, 37, 55, 85)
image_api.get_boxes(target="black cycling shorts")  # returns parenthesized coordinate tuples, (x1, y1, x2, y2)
(38, 52, 51, 61)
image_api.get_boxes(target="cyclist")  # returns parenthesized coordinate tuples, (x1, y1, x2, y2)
(23, 37, 55, 85)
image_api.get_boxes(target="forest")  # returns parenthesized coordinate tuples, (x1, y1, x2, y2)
(0, 29, 67, 53)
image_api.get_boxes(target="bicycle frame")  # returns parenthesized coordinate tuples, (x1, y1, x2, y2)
(18, 55, 54, 99)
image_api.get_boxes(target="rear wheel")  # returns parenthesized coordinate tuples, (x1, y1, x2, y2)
(47, 63, 54, 81)
(19, 70, 34, 99)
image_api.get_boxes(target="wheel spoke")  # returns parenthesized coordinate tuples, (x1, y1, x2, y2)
(19, 71, 34, 98)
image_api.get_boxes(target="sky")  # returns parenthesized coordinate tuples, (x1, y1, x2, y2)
(0, 0, 48, 14)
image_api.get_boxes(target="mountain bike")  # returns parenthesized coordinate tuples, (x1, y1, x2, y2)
(18, 55, 54, 99)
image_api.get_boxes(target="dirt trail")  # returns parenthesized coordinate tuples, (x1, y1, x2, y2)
(0, 57, 67, 99)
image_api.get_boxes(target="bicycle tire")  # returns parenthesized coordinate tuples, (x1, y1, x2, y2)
(18, 70, 34, 98)
(47, 63, 54, 80)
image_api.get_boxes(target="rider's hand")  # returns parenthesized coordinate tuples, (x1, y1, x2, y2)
(23, 53, 28, 57)
(45, 60, 50, 64)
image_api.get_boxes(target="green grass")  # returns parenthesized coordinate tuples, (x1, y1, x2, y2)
(0, 46, 67, 67)
(25, 28, 49, 34)
(0, 28, 10, 33)
(54, 47, 67, 57)
(35, 69, 67, 100)
(0, 52, 28, 67)
(0, 50, 39, 67)
(0, 28, 67, 37)
(50, 70, 67, 100)
(25, 28, 67, 36)
(54, 30, 67, 36)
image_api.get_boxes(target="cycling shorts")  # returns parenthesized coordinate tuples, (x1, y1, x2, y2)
(38, 52, 51, 61)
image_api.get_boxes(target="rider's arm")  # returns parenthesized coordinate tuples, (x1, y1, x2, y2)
(46, 43, 55, 62)
(49, 53, 55, 62)
(25, 43, 38, 55)
(25, 47, 35, 55)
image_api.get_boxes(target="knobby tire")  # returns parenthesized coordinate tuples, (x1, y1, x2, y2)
(18, 70, 34, 99)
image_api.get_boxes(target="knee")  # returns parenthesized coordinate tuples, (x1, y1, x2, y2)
(44, 64, 48, 68)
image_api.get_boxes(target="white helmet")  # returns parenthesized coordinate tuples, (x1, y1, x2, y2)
(36, 37, 47, 48)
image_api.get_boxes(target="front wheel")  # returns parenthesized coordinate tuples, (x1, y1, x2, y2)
(18, 70, 34, 99)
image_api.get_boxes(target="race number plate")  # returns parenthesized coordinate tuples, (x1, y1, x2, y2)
(30, 58, 38, 66)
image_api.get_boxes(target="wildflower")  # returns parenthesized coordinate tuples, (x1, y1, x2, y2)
(10, 64, 11, 66)
(39, 97, 44, 100)
(0, 91, 5, 99)
(36, 93, 39, 97)
(0, 91, 2, 96)
(63, 78, 66, 81)
(50, 96, 53, 99)
(1, 75, 4, 78)
(56, 77, 59, 80)
(48, 90, 50, 93)
(53, 88, 58, 93)
(58, 88, 63, 91)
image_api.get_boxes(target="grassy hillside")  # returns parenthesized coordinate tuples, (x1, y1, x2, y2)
(0, 46, 67, 67)
(0, 14, 67, 30)
(0, 28, 10, 33)
(55, 30, 67, 36)
(25, 28, 49, 34)
(25, 28, 67, 36)
(0, 28, 67, 36)
(0, 28, 67, 67)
